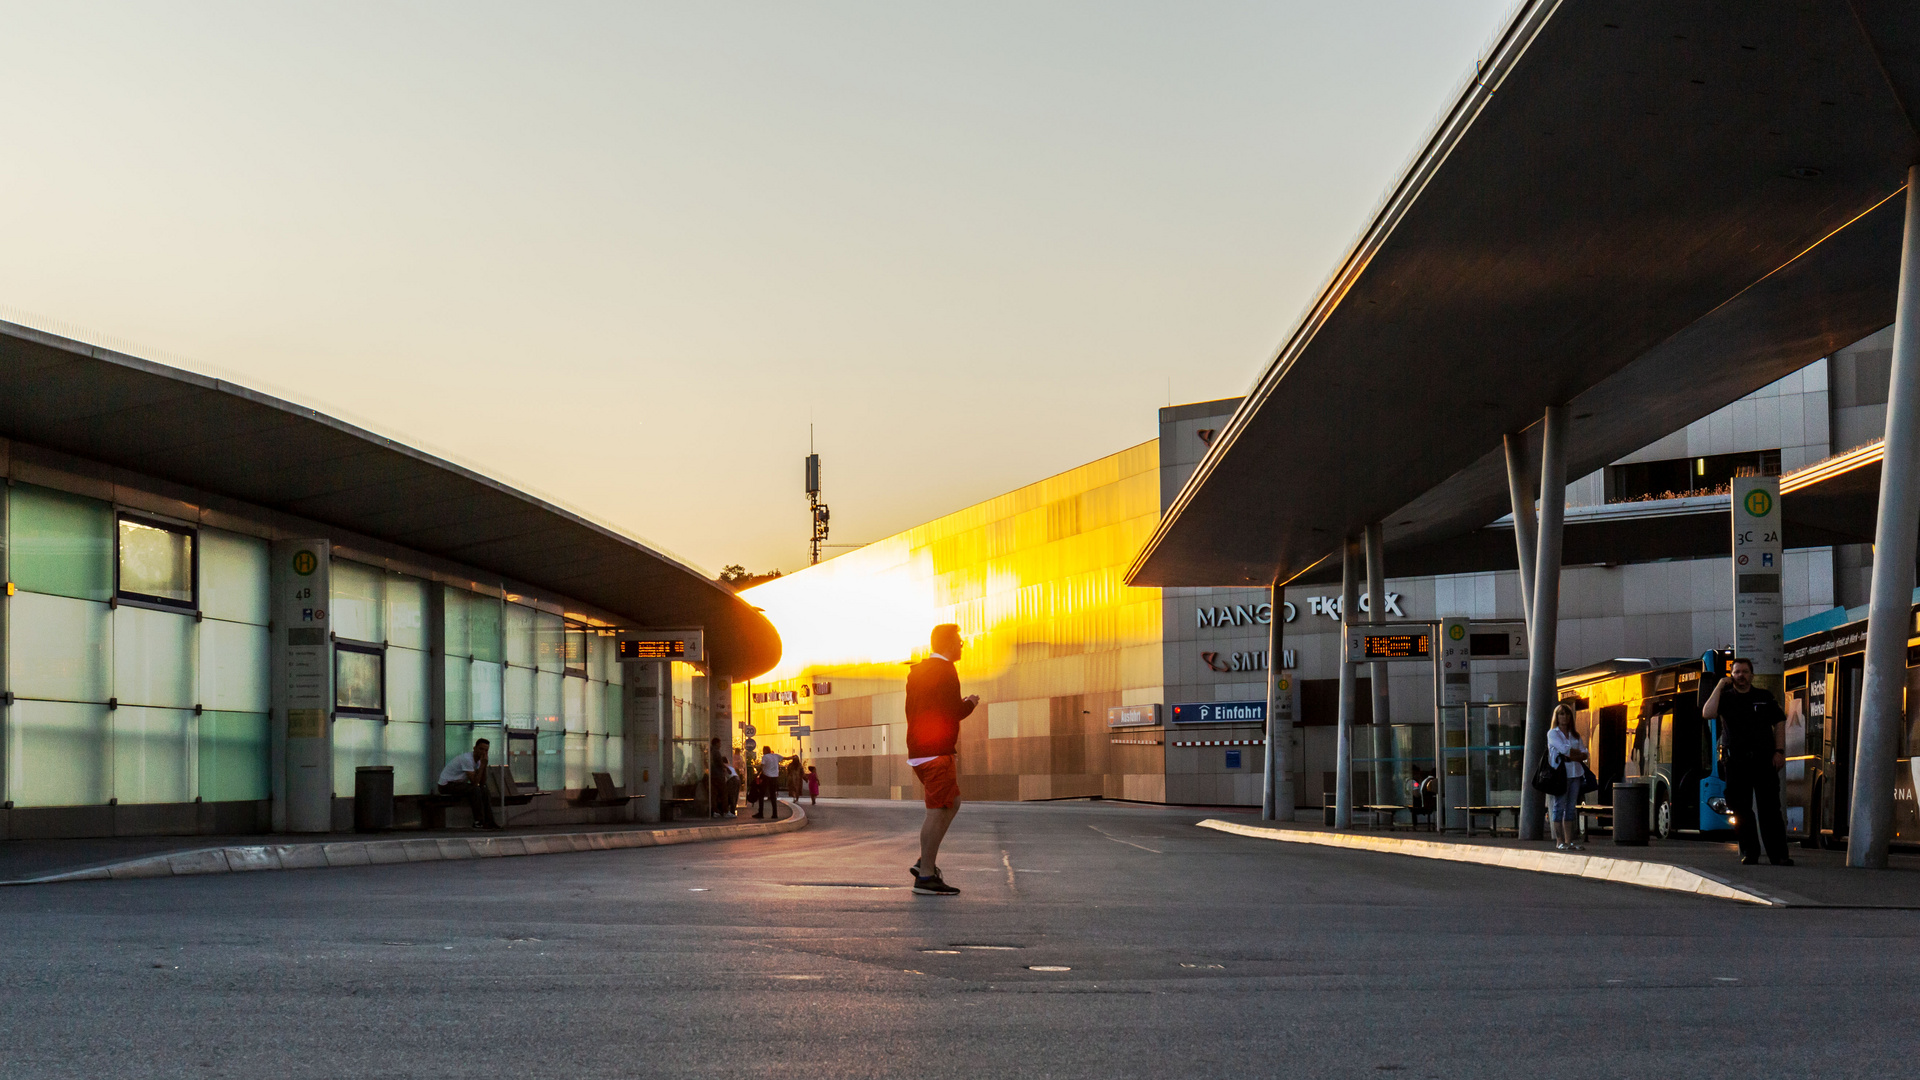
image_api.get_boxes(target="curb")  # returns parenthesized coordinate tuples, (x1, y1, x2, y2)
(1195, 818, 1780, 906)
(5, 805, 809, 885)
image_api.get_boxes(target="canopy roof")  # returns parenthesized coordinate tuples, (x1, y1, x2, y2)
(1130, 0, 1920, 588)
(0, 320, 780, 679)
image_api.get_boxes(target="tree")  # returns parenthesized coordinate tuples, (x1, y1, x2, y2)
(719, 565, 782, 591)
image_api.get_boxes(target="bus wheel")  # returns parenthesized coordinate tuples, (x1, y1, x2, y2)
(1655, 799, 1673, 840)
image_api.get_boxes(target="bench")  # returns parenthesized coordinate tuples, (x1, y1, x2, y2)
(569, 772, 634, 808)
(421, 766, 536, 828)
(1463, 805, 1519, 836)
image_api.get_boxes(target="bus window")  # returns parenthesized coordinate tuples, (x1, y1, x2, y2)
(1659, 710, 1674, 766)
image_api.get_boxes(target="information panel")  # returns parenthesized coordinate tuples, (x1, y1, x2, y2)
(1732, 476, 1784, 676)
(617, 628, 704, 663)
(1346, 629, 1431, 662)
(1169, 701, 1265, 724)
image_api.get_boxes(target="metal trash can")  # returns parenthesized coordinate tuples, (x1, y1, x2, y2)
(354, 765, 394, 833)
(1612, 781, 1649, 846)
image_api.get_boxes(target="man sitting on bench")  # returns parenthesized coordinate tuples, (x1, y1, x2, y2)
(438, 738, 501, 830)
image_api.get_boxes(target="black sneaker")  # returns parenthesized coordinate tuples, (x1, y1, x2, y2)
(1771, 857, 1795, 866)
(910, 862, 938, 881)
(912, 874, 960, 896)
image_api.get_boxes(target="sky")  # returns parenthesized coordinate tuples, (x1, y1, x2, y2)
(0, 0, 1514, 577)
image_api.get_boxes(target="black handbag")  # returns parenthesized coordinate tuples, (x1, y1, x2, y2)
(1578, 764, 1600, 796)
(1530, 753, 1568, 796)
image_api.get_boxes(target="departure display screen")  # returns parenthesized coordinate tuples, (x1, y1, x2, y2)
(1359, 632, 1430, 660)
(619, 638, 689, 661)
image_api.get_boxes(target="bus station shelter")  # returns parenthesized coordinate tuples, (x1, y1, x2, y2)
(1127, 0, 1920, 869)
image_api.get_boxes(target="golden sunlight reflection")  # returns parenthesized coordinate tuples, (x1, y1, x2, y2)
(743, 540, 943, 681)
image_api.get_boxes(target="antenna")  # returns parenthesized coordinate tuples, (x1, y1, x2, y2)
(805, 425, 829, 564)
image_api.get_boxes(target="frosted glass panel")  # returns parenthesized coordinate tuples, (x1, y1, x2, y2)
(442, 587, 469, 657)
(504, 603, 535, 666)
(444, 655, 472, 724)
(536, 729, 564, 791)
(9, 484, 112, 602)
(607, 651, 623, 686)
(445, 723, 504, 768)
(199, 710, 269, 802)
(332, 716, 385, 795)
(471, 660, 503, 723)
(387, 720, 430, 795)
(606, 736, 624, 786)
(113, 706, 193, 804)
(605, 684, 624, 736)
(564, 731, 587, 790)
(330, 560, 383, 643)
(386, 646, 429, 724)
(385, 574, 427, 651)
(9, 591, 112, 702)
(587, 732, 607, 775)
(564, 676, 586, 733)
(200, 529, 269, 625)
(201, 619, 269, 712)
(587, 633, 608, 682)
(563, 628, 587, 673)
(470, 596, 503, 663)
(535, 671, 563, 731)
(504, 665, 534, 725)
(8, 700, 110, 806)
(535, 612, 565, 672)
(113, 604, 196, 709)
(585, 679, 605, 735)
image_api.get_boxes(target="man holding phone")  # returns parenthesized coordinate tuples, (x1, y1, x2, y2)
(1702, 657, 1793, 866)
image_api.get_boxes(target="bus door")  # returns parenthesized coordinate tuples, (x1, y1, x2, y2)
(1783, 668, 1813, 839)
(1594, 704, 1628, 805)
(1820, 656, 1863, 845)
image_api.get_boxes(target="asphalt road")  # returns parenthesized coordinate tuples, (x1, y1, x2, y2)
(0, 799, 1912, 1079)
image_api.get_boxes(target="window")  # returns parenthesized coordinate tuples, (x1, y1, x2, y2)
(564, 627, 588, 678)
(335, 643, 385, 715)
(117, 515, 195, 609)
(1605, 449, 1780, 503)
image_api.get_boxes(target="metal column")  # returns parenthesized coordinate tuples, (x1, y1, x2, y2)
(1517, 405, 1568, 842)
(1503, 432, 1539, 639)
(1365, 522, 1392, 810)
(1849, 165, 1920, 869)
(1263, 576, 1292, 821)
(1335, 534, 1361, 829)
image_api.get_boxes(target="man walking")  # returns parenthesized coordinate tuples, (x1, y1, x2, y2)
(1702, 657, 1794, 866)
(906, 623, 977, 896)
(437, 738, 500, 830)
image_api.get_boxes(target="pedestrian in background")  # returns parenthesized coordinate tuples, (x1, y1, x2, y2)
(1546, 703, 1588, 851)
(805, 765, 819, 806)
(725, 748, 744, 817)
(754, 745, 783, 819)
(708, 737, 728, 819)
(788, 756, 804, 801)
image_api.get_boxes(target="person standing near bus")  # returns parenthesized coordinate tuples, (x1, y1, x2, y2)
(1546, 703, 1589, 850)
(905, 623, 977, 897)
(1702, 657, 1794, 866)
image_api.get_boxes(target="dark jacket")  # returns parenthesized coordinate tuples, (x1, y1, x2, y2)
(905, 656, 974, 759)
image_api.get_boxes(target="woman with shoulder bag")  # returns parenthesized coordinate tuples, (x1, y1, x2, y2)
(1546, 702, 1590, 850)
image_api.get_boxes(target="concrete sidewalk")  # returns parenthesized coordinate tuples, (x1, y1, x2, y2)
(0, 803, 808, 885)
(1198, 816, 1920, 908)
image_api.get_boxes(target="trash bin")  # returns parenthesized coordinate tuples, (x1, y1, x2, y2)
(1612, 781, 1649, 846)
(354, 765, 394, 833)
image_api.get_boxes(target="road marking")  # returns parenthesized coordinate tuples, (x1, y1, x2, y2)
(1028, 965, 1071, 972)
(1002, 850, 1017, 892)
(1088, 825, 1162, 853)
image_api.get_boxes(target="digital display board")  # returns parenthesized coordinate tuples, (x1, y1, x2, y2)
(619, 637, 689, 661)
(616, 628, 703, 662)
(1346, 631, 1431, 662)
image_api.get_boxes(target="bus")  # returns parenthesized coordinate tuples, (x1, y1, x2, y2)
(1780, 609, 1920, 847)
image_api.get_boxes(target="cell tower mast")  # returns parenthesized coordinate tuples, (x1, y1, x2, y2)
(805, 427, 829, 565)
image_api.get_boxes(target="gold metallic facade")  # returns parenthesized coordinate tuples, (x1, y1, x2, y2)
(738, 441, 1165, 802)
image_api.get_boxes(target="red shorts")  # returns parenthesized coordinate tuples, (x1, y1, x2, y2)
(912, 755, 960, 808)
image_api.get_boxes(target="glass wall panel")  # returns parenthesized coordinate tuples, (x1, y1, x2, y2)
(385, 573, 427, 651)
(7, 700, 110, 806)
(585, 679, 605, 735)
(587, 633, 609, 682)
(535, 670, 563, 730)
(504, 603, 535, 667)
(198, 710, 269, 802)
(564, 628, 587, 674)
(9, 591, 112, 702)
(563, 675, 586, 734)
(605, 736, 624, 786)
(199, 529, 269, 625)
(564, 731, 587, 789)
(469, 596, 502, 663)
(444, 654, 472, 724)
(387, 720, 430, 795)
(605, 684, 624, 736)
(201, 619, 269, 713)
(443, 723, 505, 772)
(335, 647, 384, 714)
(9, 484, 112, 602)
(112, 706, 193, 804)
(470, 660, 503, 723)
(535, 612, 565, 672)
(442, 587, 470, 658)
(386, 646, 429, 724)
(586, 732, 607, 775)
(536, 729, 565, 791)
(112, 605, 196, 709)
(504, 665, 534, 726)
(332, 716, 385, 795)
(607, 650, 623, 686)
(117, 518, 194, 607)
(330, 560, 384, 643)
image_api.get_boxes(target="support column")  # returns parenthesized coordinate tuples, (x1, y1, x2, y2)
(1503, 432, 1539, 638)
(1263, 576, 1292, 821)
(1335, 534, 1361, 829)
(1849, 165, 1920, 869)
(1517, 405, 1569, 842)
(1365, 522, 1392, 810)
